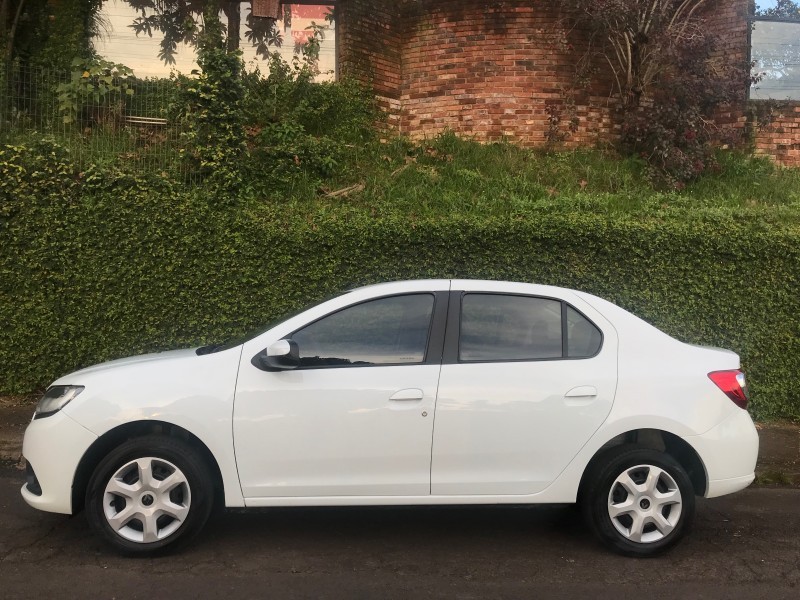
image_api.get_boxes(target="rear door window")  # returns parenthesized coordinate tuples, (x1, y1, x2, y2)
(458, 293, 603, 362)
(459, 294, 563, 361)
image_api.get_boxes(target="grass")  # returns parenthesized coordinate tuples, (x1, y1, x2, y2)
(754, 470, 794, 486)
(685, 151, 800, 208)
(5, 126, 799, 218)
(264, 132, 800, 220)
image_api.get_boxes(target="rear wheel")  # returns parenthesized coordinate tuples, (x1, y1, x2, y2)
(86, 435, 214, 555)
(581, 445, 695, 557)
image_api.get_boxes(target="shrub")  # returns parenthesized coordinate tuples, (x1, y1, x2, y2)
(239, 55, 378, 197)
(56, 58, 135, 126)
(174, 6, 245, 197)
(245, 121, 344, 196)
(618, 31, 748, 188)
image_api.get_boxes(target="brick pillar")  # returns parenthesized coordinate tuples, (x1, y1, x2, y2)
(337, 0, 404, 129)
(338, 0, 616, 147)
(396, 0, 615, 146)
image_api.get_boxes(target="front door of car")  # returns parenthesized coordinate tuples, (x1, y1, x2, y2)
(234, 290, 449, 499)
(431, 287, 618, 496)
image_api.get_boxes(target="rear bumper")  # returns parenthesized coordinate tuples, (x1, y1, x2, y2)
(706, 473, 756, 498)
(21, 411, 97, 514)
(688, 408, 759, 499)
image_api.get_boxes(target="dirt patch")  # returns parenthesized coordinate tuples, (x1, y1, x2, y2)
(754, 422, 800, 487)
(0, 395, 35, 463)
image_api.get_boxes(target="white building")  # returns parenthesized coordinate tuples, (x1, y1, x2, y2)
(95, 1, 336, 79)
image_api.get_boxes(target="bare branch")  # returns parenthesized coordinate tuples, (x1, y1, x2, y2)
(5, 0, 26, 62)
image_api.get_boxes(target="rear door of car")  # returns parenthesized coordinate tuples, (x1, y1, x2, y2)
(431, 281, 618, 496)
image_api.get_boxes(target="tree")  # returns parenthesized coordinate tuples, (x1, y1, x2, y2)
(564, 0, 755, 186)
(565, 0, 718, 110)
(0, 0, 28, 61)
(178, 1, 246, 197)
(126, 0, 283, 64)
(1, 0, 102, 69)
(756, 0, 800, 20)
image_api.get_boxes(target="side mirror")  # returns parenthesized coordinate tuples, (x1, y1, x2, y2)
(252, 339, 300, 371)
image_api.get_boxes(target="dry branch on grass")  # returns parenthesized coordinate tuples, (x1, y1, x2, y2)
(324, 183, 365, 198)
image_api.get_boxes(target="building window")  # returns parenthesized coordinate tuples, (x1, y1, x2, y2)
(751, 16, 800, 101)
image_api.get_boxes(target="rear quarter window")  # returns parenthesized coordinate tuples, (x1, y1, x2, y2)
(566, 305, 603, 358)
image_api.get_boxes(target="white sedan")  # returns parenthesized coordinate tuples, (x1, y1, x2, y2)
(21, 280, 758, 556)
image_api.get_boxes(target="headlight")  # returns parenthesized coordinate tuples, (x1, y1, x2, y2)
(34, 385, 85, 419)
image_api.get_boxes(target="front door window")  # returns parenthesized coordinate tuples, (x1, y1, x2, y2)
(292, 294, 435, 367)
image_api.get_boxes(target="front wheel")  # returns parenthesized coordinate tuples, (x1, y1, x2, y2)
(581, 446, 695, 557)
(85, 435, 214, 556)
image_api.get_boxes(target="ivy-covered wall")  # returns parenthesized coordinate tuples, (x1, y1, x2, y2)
(1, 140, 799, 420)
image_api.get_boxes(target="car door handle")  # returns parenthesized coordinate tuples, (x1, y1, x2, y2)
(390, 389, 424, 402)
(564, 386, 598, 398)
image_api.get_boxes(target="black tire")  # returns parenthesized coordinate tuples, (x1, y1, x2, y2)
(85, 435, 214, 556)
(581, 445, 695, 557)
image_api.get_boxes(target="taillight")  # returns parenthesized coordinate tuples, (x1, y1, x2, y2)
(708, 370, 749, 410)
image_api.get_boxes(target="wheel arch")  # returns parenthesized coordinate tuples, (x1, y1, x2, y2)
(71, 420, 225, 514)
(578, 429, 708, 500)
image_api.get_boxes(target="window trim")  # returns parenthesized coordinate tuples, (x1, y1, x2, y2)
(443, 291, 604, 366)
(270, 291, 449, 371)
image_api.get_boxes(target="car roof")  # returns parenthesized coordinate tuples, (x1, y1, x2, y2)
(350, 279, 580, 299)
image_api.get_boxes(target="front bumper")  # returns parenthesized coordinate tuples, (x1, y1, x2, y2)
(688, 408, 759, 499)
(20, 411, 97, 514)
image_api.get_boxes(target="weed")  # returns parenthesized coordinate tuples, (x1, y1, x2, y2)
(755, 470, 794, 486)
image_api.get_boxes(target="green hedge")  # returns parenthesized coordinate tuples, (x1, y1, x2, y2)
(1, 142, 799, 420)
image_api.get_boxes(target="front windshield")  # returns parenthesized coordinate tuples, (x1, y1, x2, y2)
(196, 290, 352, 355)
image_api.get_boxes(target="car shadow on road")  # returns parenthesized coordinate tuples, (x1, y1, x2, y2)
(199, 504, 595, 558)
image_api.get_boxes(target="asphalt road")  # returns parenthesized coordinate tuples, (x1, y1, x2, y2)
(0, 463, 798, 599)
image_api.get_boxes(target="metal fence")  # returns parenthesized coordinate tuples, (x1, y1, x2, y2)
(0, 63, 191, 177)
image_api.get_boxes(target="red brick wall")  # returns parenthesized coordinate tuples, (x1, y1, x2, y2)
(702, 0, 751, 132)
(397, 0, 615, 146)
(702, 0, 800, 167)
(337, 0, 800, 166)
(337, 0, 403, 126)
(337, 0, 616, 145)
(744, 0, 800, 167)
(704, 0, 750, 66)
(755, 105, 800, 166)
